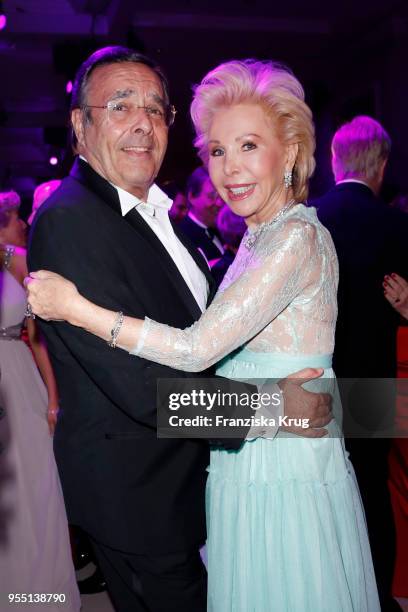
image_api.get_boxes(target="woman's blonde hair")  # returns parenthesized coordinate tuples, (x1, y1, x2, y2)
(190, 59, 315, 202)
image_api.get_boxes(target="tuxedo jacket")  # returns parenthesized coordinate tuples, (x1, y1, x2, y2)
(211, 248, 235, 288)
(178, 215, 223, 261)
(28, 158, 227, 554)
(314, 182, 408, 377)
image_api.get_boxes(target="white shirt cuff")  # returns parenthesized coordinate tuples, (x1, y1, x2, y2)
(246, 382, 284, 440)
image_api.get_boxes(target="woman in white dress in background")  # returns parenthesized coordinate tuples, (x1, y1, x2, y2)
(0, 191, 80, 610)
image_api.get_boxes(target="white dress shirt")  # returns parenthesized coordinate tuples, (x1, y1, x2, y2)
(114, 183, 209, 312)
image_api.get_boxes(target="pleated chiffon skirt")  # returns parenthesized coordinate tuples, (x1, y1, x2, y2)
(206, 349, 380, 611)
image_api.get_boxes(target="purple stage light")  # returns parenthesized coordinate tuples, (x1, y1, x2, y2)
(66, 80, 73, 94)
(49, 156, 58, 166)
(0, 14, 6, 30)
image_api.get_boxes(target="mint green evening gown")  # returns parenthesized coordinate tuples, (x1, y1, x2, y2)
(133, 204, 380, 611)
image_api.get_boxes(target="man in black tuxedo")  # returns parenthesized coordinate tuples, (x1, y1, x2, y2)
(28, 47, 331, 611)
(314, 116, 408, 611)
(179, 167, 224, 261)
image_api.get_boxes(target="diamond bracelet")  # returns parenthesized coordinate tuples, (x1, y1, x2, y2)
(108, 311, 124, 348)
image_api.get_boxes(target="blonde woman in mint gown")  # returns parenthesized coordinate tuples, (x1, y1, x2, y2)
(26, 61, 380, 611)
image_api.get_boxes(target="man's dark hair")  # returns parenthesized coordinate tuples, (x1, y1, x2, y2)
(70, 45, 171, 148)
(186, 166, 210, 199)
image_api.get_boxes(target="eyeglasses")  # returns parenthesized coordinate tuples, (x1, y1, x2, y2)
(83, 98, 176, 127)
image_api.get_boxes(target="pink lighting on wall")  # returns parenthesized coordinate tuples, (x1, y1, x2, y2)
(49, 156, 58, 166)
(66, 80, 73, 94)
(0, 14, 6, 30)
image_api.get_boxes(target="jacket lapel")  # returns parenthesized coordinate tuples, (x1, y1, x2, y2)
(125, 208, 203, 320)
(172, 222, 217, 306)
(70, 158, 122, 215)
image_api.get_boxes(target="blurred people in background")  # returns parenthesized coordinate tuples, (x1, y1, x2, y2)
(314, 116, 408, 612)
(384, 271, 408, 602)
(169, 191, 189, 223)
(210, 204, 246, 286)
(28, 179, 62, 225)
(0, 190, 80, 610)
(390, 192, 408, 215)
(163, 179, 190, 223)
(179, 166, 224, 260)
(315, 115, 408, 376)
(0, 190, 26, 246)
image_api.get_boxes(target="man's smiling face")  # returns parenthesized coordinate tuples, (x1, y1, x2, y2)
(71, 62, 169, 200)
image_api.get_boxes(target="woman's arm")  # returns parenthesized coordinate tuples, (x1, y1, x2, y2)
(3, 250, 60, 434)
(26, 318, 60, 434)
(65, 288, 144, 349)
(25, 274, 143, 349)
(27, 219, 317, 372)
(1, 244, 27, 282)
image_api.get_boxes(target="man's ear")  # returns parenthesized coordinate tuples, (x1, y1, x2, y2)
(378, 158, 387, 183)
(71, 109, 86, 148)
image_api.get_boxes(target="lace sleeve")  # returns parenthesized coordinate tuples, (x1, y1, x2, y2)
(130, 219, 318, 371)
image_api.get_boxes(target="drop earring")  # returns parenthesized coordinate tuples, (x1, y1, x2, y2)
(284, 170, 293, 189)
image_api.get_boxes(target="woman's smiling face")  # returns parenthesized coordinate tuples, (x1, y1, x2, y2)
(207, 103, 296, 227)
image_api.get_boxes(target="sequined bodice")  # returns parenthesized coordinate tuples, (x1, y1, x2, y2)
(133, 205, 339, 371)
(0, 268, 26, 337)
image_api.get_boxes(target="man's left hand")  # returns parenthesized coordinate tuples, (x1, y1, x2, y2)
(278, 367, 332, 437)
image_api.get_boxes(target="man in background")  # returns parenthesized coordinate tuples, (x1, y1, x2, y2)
(179, 166, 224, 261)
(210, 204, 246, 287)
(314, 115, 408, 611)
